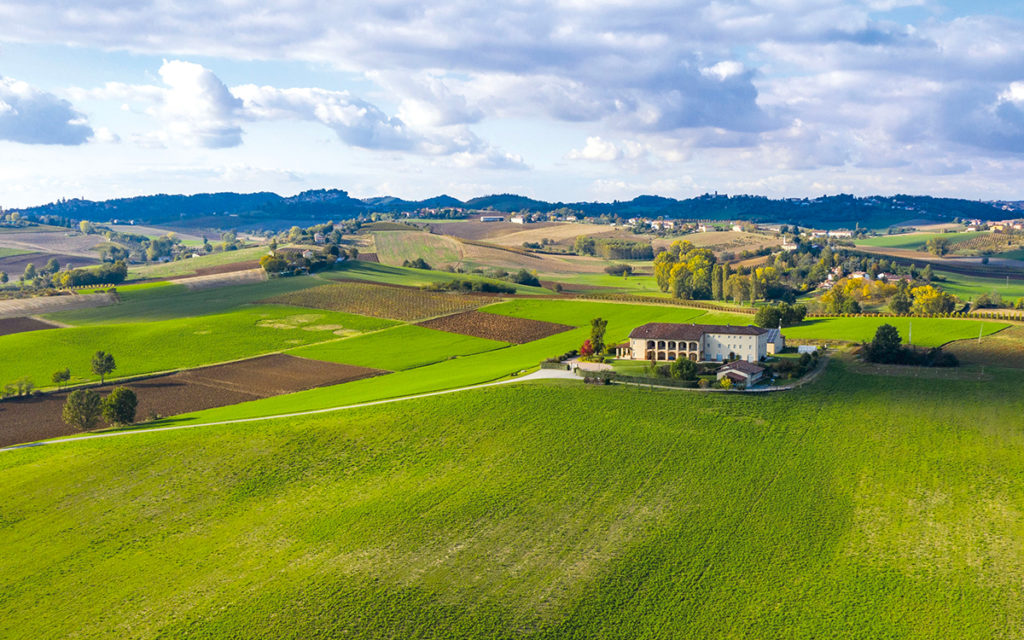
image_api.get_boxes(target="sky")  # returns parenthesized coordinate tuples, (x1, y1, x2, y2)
(1, 0, 1024, 208)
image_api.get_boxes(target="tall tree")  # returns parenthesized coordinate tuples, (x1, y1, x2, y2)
(63, 389, 103, 431)
(91, 351, 116, 384)
(590, 317, 608, 355)
(102, 387, 138, 426)
(711, 264, 724, 300)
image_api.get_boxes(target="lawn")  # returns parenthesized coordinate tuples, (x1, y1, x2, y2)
(288, 324, 508, 371)
(2, 363, 1024, 638)
(0, 305, 396, 388)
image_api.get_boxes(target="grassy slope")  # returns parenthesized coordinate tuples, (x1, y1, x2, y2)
(0, 247, 32, 258)
(0, 305, 396, 386)
(932, 270, 1024, 301)
(372, 230, 463, 266)
(287, 324, 508, 371)
(2, 364, 1024, 638)
(126, 246, 268, 280)
(321, 260, 554, 295)
(785, 316, 1005, 345)
(855, 231, 985, 250)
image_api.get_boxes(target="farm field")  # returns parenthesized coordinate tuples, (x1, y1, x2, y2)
(0, 316, 59, 337)
(0, 230, 102, 256)
(321, 260, 553, 295)
(418, 310, 572, 343)
(945, 325, 1024, 368)
(0, 251, 100, 274)
(931, 269, 1024, 300)
(47, 275, 325, 324)
(855, 231, 986, 250)
(0, 305, 396, 388)
(288, 324, 507, 371)
(0, 354, 383, 448)
(126, 245, 268, 280)
(0, 247, 31, 258)
(785, 316, 1006, 346)
(3, 364, 1024, 638)
(372, 230, 464, 267)
(266, 280, 494, 321)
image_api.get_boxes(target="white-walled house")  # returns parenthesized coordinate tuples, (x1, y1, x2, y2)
(615, 323, 784, 363)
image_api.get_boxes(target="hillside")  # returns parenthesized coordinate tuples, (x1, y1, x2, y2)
(13, 191, 1019, 231)
(2, 362, 1024, 638)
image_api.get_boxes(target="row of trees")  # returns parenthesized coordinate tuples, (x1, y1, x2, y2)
(63, 387, 137, 430)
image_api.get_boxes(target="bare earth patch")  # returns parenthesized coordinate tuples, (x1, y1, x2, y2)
(0, 316, 60, 337)
(417, 310, 572, 344)
(0, 354, 386, 448)
(266, 280, 493, 321)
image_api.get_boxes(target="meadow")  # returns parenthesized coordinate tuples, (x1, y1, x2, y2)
(0, 305, 396, 387)
(2, 362, 1024, 638)
(126, 245, 268, 280)
(371, 230, 464, 267)
(288, 324, 507, 371)
(932, 269, 1024, 301)
(323, 260, 554, 295)
(787, 315, 1006, 346)
(855, 231, 986, 250)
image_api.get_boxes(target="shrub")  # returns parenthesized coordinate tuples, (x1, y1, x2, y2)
(102, 387, 138, 426)
(63, 389, 103, 431)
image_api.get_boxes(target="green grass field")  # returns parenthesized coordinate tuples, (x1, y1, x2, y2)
(3, 363, 1024, 638)
(372, 230, 463, 266)
(126, 245, 268, 280)
(0, 305, 396, 387)
(288, 324, 508, 371)
(932, 269, 1024, 301)
(855, 231, 985, 250)
(0, 247, 32, 258)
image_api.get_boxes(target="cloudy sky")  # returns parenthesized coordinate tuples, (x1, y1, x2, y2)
(1, 0, 1023, 207)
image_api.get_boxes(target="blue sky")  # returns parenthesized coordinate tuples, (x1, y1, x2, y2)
(1, 0, 1023, 208)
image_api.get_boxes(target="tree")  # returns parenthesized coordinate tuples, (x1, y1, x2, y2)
(79, 220, 95, 235)
(754, 305, 782, 329)
(925, 237, 949, 256)
(259, 254, 288, 274)
(865, 323, 903, 364)
(580, 338, 595, 358)
(670, 357, 697, 380)
(91, 351, 116, 383)
(0, 271, 7, 284)
(590, 317, 608, 355)
(347, 247, 359, 260)
(920, 264, 933, 282)
(889, 286, 912, 314)
(711, 264, 724, 300)
(63, 389, 103, 431)
(51, 368, 70, 389)
(23, 263, 36, 282)
(44, 257, 61, 274)
(102, 387, 138, 426)
(719, 376, 734, 389)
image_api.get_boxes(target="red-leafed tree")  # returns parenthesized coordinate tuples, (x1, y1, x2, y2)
(580, 339, 595, 357)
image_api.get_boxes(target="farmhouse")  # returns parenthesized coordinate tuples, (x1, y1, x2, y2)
(615, 323, 784, 363)
(716, 360, 765, 387)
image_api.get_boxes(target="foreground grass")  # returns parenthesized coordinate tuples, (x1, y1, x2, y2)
(2, 363, 1024, 638)
(0, 305, 396, 387)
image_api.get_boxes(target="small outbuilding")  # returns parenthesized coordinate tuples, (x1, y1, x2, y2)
(716, 360, 766, 387)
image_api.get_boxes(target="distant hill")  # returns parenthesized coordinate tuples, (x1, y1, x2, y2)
(13, 189, 1019, 231)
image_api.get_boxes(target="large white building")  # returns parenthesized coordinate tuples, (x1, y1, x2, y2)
(615, 323, 784, 363)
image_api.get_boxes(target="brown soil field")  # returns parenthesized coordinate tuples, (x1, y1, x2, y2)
(427, 221, 558, 241)
(0, 316, 59, 337)
(418, 310, 572, 344)
(266, 280, 493, 321)
(177, 268, 266, 291)
(0, 252, 99, 274)
(0, 354, 384, 448)
(357, 252, 380, 263)
(193, 260, 261, 277)
(945, 325, 1024, 368)
(0, 230, 103, 256)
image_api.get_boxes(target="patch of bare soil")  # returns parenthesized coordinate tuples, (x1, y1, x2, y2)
(0, 316, 60, 337)
(0, 354, 385, 448)
(0, 252, 99, 274)
(418, 310, 572, 344)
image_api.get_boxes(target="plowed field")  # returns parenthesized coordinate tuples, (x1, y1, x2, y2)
(266, 281, 493, 321)
(0, 354, 384, 448)
(0, 317, 58, 337)
(417, 310, 572, 343)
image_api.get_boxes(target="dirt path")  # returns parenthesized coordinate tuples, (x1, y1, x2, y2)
(0, 369, 578, 452)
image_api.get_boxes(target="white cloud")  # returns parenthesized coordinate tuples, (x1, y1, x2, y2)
(0, 75, 93, 144)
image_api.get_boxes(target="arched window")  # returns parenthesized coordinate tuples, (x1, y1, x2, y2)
(657, 340, 666, 349)
(668, 352, 677, 360)
(667, 341, 676, 349)
(688, 353, 698, 361)
(657, 351, 666, 360)
(647, 340, 655, 349)
(689, 341, 699, 351)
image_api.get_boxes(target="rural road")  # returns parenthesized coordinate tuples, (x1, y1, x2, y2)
(0, 368, 579, 452)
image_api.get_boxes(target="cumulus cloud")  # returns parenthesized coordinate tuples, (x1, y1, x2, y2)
(0, 76, 93, 144)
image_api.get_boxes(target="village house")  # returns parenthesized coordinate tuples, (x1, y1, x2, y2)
(614, 322, 784, 363)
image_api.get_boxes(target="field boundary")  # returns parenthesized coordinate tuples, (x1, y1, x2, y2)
(0, 369, 579, 452)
